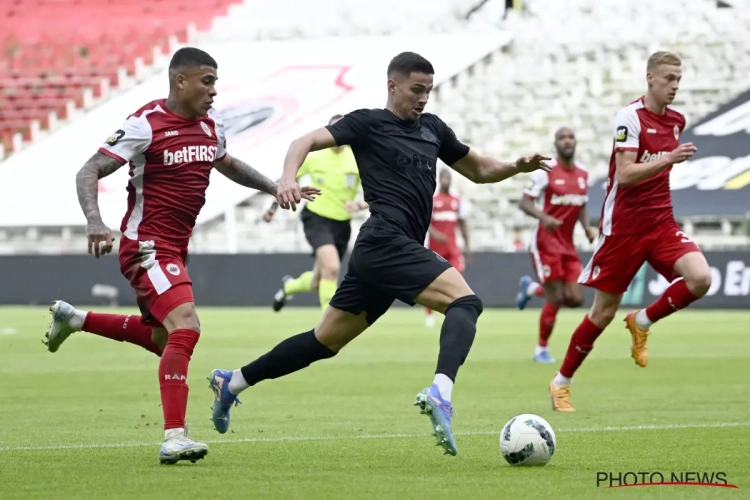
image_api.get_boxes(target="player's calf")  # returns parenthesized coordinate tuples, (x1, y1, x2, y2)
(207, 307, 366, 433)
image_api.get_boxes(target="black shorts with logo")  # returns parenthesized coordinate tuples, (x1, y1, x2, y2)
(329, 221, 453, 325)
(300, 207, 352, 260)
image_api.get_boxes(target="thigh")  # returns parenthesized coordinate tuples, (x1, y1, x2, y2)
(314, 304, 372, 352)
(446, 249, 465, 273)
(332, 220, 352, 261)
(301, 209, 336, 254)
(119, 238, 193, 327)
(530, 249, 564, 284)
(351, 228, 453, 307)
(414, 267, 474, 313)
(562, 253, 583, 283)
(647, 222, 702, 281)
(328, 267, 395, 326)
(579, 234, 647, 295)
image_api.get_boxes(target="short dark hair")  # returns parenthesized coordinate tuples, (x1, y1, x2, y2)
(387, 52, 434, 79)
(329, 114, 344, 125)
(169, 47, 217, 71)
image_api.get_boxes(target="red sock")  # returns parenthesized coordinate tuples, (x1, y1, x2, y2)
(539, 302, 559, 347)
(426, 308, 432, 315)
(82, 313, 163, 356)
(559, 315, 604, 378)
(159, 329, 200, 430)
(534, 285, 545, 298)
(644, 279, 700, 323)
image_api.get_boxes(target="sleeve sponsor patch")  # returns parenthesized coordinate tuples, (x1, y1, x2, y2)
(106, 129, 125, 146)
(615, 126, 628, 142)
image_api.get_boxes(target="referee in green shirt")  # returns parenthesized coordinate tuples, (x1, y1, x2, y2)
(264, 115, 368, 311)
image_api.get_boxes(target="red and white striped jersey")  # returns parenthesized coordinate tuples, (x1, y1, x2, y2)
(524, 159, 588, 254)
(429, 191, 466, 252)
(601, 96, 686, 235)
(98, 99, 227, 248)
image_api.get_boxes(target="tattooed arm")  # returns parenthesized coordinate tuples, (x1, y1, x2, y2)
(76, 151, 123, 257)
(214, 154, 321, 205)
(214, 153, 278, 196)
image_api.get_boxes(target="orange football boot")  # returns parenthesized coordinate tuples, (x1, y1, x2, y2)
(624, 310, 650, 367)
(549, 379, 575, 412)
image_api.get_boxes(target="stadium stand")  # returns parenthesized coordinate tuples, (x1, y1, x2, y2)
(0, 0, 242, 157)
(2, 0, 749, 254)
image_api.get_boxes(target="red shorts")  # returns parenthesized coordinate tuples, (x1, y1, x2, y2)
(579, 221, 702, 294)
(430, 245, 465, 273)
(119, 236, 194, 327)
(530, 250, 582, 284)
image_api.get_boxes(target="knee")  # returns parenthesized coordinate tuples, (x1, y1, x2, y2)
(588, 304, 617, 327)
(318, 260, 340, 281)
(164, 303, 201, 333)
(547, 296, 565, 308)
(684, 272, 711, 298)
(446, 294, 484, 318)
(564, 296, 583, 308)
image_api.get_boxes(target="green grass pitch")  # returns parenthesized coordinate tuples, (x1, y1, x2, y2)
(0, 306, 748, 499)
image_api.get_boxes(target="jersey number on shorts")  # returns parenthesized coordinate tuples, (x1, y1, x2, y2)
(676, 231, 694, 244)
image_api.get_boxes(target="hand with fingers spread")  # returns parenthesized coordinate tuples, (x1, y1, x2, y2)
(274, 177, 320, 211)
(86, 221, 114, 258)
(515, 153, 553, 174)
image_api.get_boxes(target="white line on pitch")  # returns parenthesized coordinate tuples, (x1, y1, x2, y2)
(1, 421, 747, 453)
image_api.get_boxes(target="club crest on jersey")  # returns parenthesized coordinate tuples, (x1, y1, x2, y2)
(673, 125, 679, 140)
(420, 127, 438, 144)
(578, 177, 586, 190)
(106, 129, 125, 145)
(166, 263, 180, 276)
(615, 126, 628, 142)
(200, 121, 212, 137)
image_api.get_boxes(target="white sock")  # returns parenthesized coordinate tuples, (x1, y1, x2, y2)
(228, 369, 249, 395)
(635, 309, 653, 329)
(69, 310, 87, 331)
(535, 345, 547, 356)
(527, 282, 541, 296)
(554, 372, 572, 387)
(433, 373, 454, 402)
(164, 428, 185, 441)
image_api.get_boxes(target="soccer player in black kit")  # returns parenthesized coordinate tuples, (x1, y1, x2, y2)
(208, 52, 551, 456)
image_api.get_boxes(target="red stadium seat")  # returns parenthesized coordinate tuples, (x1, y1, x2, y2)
(0, 0, 241, 157)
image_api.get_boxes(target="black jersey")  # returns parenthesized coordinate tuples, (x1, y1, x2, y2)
(326, 108, 469, 242)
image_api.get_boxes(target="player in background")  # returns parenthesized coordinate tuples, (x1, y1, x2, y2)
(425, 168, 470, 328)
(42, 48, 318, 463)
(549, 51, 711, 412)
(515, 128, 596, 362)
(266, 114, 369, 312)
(206, 52, 551, 457)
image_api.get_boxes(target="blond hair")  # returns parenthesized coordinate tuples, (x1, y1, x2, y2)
(647, 51, 682, 72)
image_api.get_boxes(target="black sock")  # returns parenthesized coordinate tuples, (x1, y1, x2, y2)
(435, 295, 484, 382)
(240, 330, 336, 386)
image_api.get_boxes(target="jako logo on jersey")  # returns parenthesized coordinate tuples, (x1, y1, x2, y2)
(640, 150, 669, 162)
(550, 194, 588, 206)
(165, 130, 179, 137)
(163, 146, 218, 165)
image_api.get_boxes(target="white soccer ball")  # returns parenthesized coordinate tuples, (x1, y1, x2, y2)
(499, 413, 557, 466)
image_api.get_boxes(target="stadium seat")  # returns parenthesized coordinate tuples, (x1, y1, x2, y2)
(0, 0, 242, 158)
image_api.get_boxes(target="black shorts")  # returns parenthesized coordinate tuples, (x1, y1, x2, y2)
(300, 207, 352, 260)
(329, 224, 453, 325)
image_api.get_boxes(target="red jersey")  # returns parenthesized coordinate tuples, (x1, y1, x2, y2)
(429, 191, 466, 252)
(602, 96, 686, 235)
(98, 99, 227, 248)
(523, 159, 588, 255)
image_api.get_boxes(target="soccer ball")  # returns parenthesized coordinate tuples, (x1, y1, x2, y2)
(499, 413, 556, 466)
